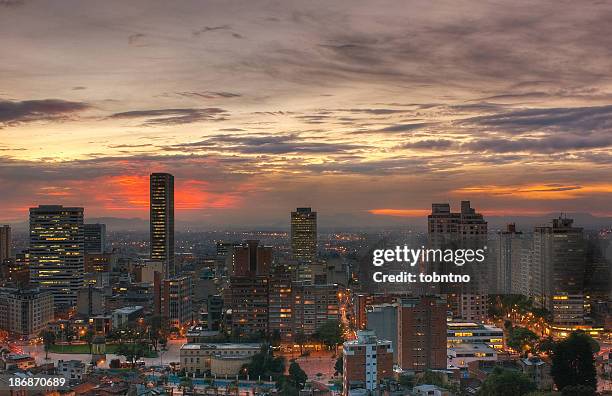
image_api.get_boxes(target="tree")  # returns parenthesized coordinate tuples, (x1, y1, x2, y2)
(398, 374, 415, 389)
(560, 385, 596, 396)
(535, 337, 556, 355)
(314, 320, 345, 353)
(270, 330, 282, 347)
(276, 376, 299, 396)
(477, 368, 536, 396)
(507, 327, 539, 354)
(416, 370, 447, 387)
(147, 315, 165, 351)
(334, 356, 343, 375)
(288, 362, 308, 390)
(116, 342, 145, 368)
(39, 330, 55, 359)
(244, 345, 285, 381)
(551, 332, 597, 392)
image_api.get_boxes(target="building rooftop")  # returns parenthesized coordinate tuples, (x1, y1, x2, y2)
(180, 343, 261, 351)
(113, 306, 144, 314)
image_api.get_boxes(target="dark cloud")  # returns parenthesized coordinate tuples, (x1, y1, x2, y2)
(109, 108, 228, 126)
(376, 123, 429, 133)
(0, 99, 90, 126)
(462, 105, 612, 134)
(176, 91, 241, 99)
(169, 133, 366, 155)
(462, 135, 612, 154)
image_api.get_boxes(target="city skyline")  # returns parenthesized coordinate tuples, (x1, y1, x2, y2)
(2, 0, 612, 226)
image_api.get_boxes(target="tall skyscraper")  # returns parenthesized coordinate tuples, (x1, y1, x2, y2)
(291, 207, 317, 263)
(0, 224, 11, 262)
(150, 173, 175, 278)
(397, 296, 447, 371)
(531, 217, 586, 326)
(156, 275, 192, 329)
(84, 223, 106, 254)
(495, 223, 525, 294)
(29, 205, 84, 307)
(428, 201, 488, 322)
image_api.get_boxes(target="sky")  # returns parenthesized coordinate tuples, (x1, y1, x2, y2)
(1, 0, 612, 227)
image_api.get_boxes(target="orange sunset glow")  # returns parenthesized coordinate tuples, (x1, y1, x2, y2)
(1, 1, 611, 227)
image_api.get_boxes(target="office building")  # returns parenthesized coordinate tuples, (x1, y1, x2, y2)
(84, 251, 116, 273)
(76, 285, 106, 317)
(428, 201, 488, 322)
(365, 303, 398, 362)
(397, 296, 447, 371)
(292, 282, 344, 337)
(531, 217, 586, 324)
(224, 276, 269, 337)
(342, 330, 393, 395)
(29, 205, 84, 307)
(227, 240, 272, 277)
(150, 172, 175, 278)
(354, 293, 399, 330)
(199, 294, 224, 331)
(0, 225, 10, 263)
(111, 306, 144, 329)
(447, 343, 497, 368)
(291, 207, 317, 263)
(0, 287, 54, 338)
(268, 264, 294, 342)
(158, 275, 192, 329)
(84, 223, 106, 254)
(495, 223, 525, 294)
(447, 322, 504, 350)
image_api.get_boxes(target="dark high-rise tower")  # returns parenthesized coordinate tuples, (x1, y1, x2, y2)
(0, 224, 10, 262)
(291, 207, 317, 263)
(29, 205, 84, 307)
(84, 223, 106, 254)
(150, 173, 175, 278)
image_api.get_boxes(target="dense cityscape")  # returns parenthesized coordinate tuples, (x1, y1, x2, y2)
(0, 172, 610, 396)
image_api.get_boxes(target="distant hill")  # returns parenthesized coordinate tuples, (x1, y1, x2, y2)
(5, 212, 611, 233)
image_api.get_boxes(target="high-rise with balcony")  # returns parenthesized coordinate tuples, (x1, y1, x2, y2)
(342, 330, 393, 395)
(150, 173, 174, 278)
(291, 207, 317, 263)
(495, 223, 525, 295)
(29, 205, 84, 307)
(428, 201, 488, 322)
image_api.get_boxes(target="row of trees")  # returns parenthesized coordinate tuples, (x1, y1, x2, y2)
(293, 320, 346, 354)
(476, 331, 599, 396)
(240, 345, 308, 395)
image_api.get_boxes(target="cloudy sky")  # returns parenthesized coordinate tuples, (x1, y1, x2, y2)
(1, 0, 612, 227)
